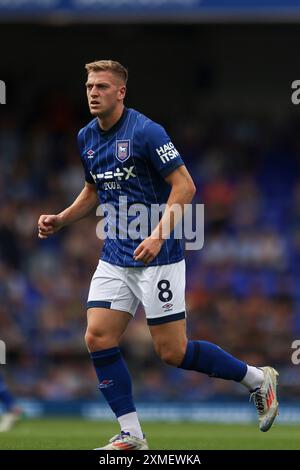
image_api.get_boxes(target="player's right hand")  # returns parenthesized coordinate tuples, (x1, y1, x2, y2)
(38, 214, 63, 239)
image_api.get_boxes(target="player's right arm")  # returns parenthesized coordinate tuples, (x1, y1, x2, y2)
(38, 182, 98, 239)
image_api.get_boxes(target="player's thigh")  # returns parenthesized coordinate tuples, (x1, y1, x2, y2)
(86, 307, 131, 344)
(85, 260, 139, 350)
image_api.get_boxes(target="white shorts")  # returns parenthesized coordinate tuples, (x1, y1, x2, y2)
(87, 259, 186, 325)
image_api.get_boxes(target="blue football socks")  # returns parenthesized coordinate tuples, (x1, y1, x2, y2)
(180, 340, 247, 382)
(90, 347, 136, 418)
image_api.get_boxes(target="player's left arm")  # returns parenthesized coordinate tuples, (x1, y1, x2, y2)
(133, 165, 196, 264)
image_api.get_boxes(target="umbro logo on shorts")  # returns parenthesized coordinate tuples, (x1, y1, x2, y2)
(162, 303, 173, 312)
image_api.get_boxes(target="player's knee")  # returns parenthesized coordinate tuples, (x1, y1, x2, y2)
(84, 330, 99, 351)
(84, 329, 116, 352)
(155, 344, 185, 367)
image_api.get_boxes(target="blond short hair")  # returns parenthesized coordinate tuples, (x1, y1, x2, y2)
(85, 60, 128, 84)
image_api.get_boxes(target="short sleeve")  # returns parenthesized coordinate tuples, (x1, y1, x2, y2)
(77, 129, 96, 184)
(145, 122, 184, 177)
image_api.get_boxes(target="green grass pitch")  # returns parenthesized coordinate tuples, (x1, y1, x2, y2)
(0, 419, 299, 450)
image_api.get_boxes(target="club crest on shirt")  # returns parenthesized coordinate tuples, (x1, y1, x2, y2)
(115, 139, 131, 162)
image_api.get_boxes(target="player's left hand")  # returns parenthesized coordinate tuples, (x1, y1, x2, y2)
(133, 237, 164, 265)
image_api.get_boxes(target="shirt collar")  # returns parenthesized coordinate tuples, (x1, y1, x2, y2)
(98, 107, 128, 137)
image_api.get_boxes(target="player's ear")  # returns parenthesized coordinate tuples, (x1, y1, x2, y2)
(118, 85, 126, 101)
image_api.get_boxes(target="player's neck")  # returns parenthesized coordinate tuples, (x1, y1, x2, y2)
(97, 105, 124, 132)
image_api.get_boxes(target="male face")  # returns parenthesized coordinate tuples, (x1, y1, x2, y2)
(86, 71, 126, 117)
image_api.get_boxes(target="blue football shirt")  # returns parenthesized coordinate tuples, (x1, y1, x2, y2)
(77, 107, 185, 267)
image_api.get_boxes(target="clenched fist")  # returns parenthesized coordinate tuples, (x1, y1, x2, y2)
(37, 214, 63, 239)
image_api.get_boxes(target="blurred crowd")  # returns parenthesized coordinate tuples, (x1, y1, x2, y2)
(1, 97, 300, 402)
